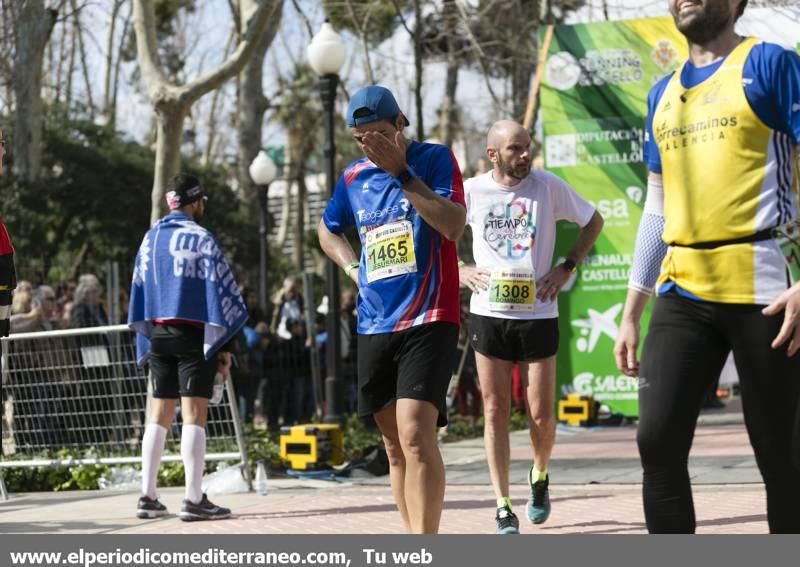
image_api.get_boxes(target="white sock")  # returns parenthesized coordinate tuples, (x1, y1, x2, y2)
(181, 424, 206, 504)
(141, 424, 167, 499)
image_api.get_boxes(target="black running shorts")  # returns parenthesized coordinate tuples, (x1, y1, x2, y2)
(148, 324, 217, 399)
(357, 322, 459, 427)
(469, 313, 559, 362)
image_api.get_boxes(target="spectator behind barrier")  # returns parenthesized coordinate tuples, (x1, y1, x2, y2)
(271, 276, 303, 340)
(70, 274, 108, 328)
(10, 285, 63, 333)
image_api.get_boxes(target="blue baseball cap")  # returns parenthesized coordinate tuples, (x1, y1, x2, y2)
(345, 85, 410, 128)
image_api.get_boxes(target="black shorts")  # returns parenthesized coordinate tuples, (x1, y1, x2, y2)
(148, 324, 217, 399)
(469, 313, 558, 362)
(357, 322, 459, 427)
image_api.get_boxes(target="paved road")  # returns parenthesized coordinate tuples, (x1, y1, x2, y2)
(0, 403, 769, 534)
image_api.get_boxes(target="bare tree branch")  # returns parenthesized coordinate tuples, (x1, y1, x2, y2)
(289, 0, 313, 38)
(227, 0, 241, 32)
(102, 0, 124, 119)
(131, 0, 169, 99)
(345, 0, 375, 84)
(70, 0, 95, 120)
(389, 0, 412, 35)
(110, 3, 132, 130)
(182, 0, 280, 104)
(454, 0, 501, 108)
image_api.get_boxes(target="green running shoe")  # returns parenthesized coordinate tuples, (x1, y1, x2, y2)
(526, 473, 551, 524)
(495, 505, 520, 534)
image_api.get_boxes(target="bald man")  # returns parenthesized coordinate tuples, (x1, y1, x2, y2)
(460, 120, 603, 533)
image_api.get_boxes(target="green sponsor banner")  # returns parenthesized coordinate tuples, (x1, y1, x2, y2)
(541, 17, 687, 417)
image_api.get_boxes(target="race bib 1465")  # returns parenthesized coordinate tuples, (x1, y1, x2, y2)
(365, 220, 418, 283)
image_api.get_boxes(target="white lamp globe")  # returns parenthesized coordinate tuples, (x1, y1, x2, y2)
(307, 21, 345, 76)
(249, 151, 278, 185)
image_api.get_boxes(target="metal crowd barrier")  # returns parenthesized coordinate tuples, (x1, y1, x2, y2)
(0, 325, 249, 500)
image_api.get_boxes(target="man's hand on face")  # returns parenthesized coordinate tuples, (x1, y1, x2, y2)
(361, 131, 407, 178)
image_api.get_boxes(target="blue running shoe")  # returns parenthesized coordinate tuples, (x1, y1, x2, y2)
(495, 506, 520, 534)
(526, 473, 551, 524)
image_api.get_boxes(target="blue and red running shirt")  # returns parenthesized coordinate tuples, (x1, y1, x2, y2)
(322, 141, 465, 335)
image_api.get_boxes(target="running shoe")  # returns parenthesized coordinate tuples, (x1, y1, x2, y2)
(495, 505, 520, 534)
(526, 473, 551, 524)
(136, 495, 168, 519)
(178, 494, 231, 522)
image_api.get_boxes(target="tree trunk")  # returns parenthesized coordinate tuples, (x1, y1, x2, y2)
(203, 73, 229, 166)
(71, 0, 95, 121)
(412, 0, 424, 140)
(102, 0, 124, 124)
(293, 165, 306, 271)
(64, 21, 76, 116)
(276, 177, 291, 248)
(439, 0, 460, 148)
(150, 103, 187, 224)
(54, 17, 67, 107)
(511, 59, 530, 122)
(440, 60, 459, 147)
(0, 1, 17, 107)
(43, 16, 55, 106)
(236, 0, 283, 192)
(511, 0, 536, 122)
(13, 0, 57, 182)
(110, 7, 133, 131)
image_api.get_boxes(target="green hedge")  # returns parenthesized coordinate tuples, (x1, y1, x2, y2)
(1, 411, 530, 492)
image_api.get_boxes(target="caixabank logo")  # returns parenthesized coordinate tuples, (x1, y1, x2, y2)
(570, 302, 622, 353)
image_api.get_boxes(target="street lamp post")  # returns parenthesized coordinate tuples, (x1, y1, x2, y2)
(249, 151, 278, 318)
(308, 21, 346, 424)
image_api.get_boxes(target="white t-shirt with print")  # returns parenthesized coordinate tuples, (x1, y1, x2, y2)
(465, 169, 595, 320)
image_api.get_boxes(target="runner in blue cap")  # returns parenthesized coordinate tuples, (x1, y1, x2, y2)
(319, 85, 466, 533)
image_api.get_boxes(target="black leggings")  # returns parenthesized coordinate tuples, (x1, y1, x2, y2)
(638, 291, 800, 533)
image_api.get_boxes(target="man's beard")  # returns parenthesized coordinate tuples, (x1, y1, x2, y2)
(497, 154, 530, 180)
(673, 1, 731, 45)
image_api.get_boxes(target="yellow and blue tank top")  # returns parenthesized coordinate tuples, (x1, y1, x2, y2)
(644, 38, 799, 304)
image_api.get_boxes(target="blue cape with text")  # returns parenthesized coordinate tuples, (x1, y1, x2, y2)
(128, 212, 247, 365)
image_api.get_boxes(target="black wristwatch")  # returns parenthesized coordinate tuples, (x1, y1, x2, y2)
(395, 166, 417, 186)
(561, 258, 578, 273)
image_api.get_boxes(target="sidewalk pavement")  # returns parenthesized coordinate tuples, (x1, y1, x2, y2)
(0, 400, 769, 534)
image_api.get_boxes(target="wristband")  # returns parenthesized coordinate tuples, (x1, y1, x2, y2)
(344, 262, 360, 278)
(395, 166, 417, 186)
(561, 258, 578, 273)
